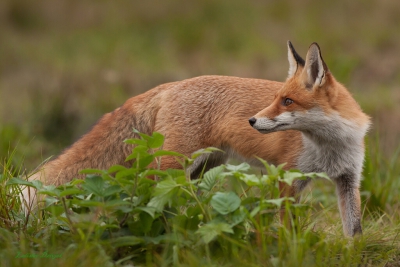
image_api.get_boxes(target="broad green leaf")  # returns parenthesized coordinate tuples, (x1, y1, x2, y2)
(239, 173, 261, 186)
(44, 196, 59, 207)
(197, 222, 234, 244)
(134, 206, 158, 218)
(137, 131, 152, 141)
(150, 177, 180, 196)
(107, 165, 128, 173)
(38, 185, 60, 197)
(124, 139, 147, 146)
(115, 169, 137, 180)
(199, 165, 224, 191)
(81, 176, 105, 197)
(138, 154, 155, 169)
(260, 175, 272, 184)
(230, 206, 247, 226)
(280, 171, 304, 186)
(268, 164, 282, 176)
(70, 179, 85, 186)
(147, 177, 181, 211)
(165, 169, 186, 179)
(6, 177, 38, 188)
(39, 188, 61, 197)
(305, 172, 331, 181)
(147, 132, 165, 148)
(31, 180, 43, 189)
(139, 212, 154, 234)
(225, 162, 250, 172)
(210, 192, 241, 215)
(125, 145, 148, 161)
(104, 185, 122, 196)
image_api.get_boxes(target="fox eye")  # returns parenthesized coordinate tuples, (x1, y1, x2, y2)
(283, 98, 294, 106)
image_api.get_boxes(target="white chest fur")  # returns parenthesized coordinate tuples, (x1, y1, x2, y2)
(296, 112, 369, 182)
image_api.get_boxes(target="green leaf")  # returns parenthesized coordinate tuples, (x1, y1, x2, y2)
(147, 132, 165, 148)
(139, 212, 154, 234)
(124, 139, 147, 146)
(147, 177, 181, 211)
(134, 206, 158, 218)
(197, 222, 234, 244)
(44, 196, 59, 208)
(210, 192, 241, 215)
(104, 199, 131, 208)
(70, 179, 85, 186)
(107, 165, 128, 173)
(37, 184, 60, 197)
(39, 189, 61, 197)
(59, 188, 84, 197)
(104, 185, 122, 197)
(110, 236, 144, 247)
(239, 173, 261, 186)
(81, 176, 105, 197)
(225, 162, 250, 172)
(153, 150, 186, 158)
(280, 171, 304, 186)
(6, 177, 39, 188)
(255, 156, 269, 168)
(191, 147, 224, 160)
(199, 165, 224, 191)
(165, 169, 186, 178)
(137, 154, 155, 169)
(305, 172, 331, 181)
(125, 145, 148, 161)
(115, 169, 137, 180)
(230, 206, 247, 226)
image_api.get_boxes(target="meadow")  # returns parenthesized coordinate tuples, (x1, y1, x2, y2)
(1, 0, 400, 266)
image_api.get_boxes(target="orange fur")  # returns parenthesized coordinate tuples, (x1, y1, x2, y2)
(31, 76, 304, 186)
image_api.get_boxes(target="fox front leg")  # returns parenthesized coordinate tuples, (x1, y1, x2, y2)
(335, 173, 363, 236)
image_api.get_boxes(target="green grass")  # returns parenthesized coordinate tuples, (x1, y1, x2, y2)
(1, 132, 400, 267)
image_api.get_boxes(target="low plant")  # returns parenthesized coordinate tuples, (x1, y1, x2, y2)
(1, 131, 399, 266)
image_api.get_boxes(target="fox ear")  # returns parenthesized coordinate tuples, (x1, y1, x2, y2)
(302, 43, 328, 88)
(287, 41, 305, 79)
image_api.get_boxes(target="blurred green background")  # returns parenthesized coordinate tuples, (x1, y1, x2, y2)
(0, 0, 399, 170)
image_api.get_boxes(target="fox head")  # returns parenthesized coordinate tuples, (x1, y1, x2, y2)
(249, 41, 366, 135)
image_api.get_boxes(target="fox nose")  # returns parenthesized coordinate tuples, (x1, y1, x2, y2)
(248, 117, 257, 127)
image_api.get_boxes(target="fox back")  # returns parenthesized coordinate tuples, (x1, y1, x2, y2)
(25, 42, 370, 236)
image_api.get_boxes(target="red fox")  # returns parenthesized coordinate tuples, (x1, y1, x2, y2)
(23, 42, 370, 236)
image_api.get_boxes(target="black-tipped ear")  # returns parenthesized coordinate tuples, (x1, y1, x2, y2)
(303, 42, 328, 87)
(287, 41, 305, 78)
